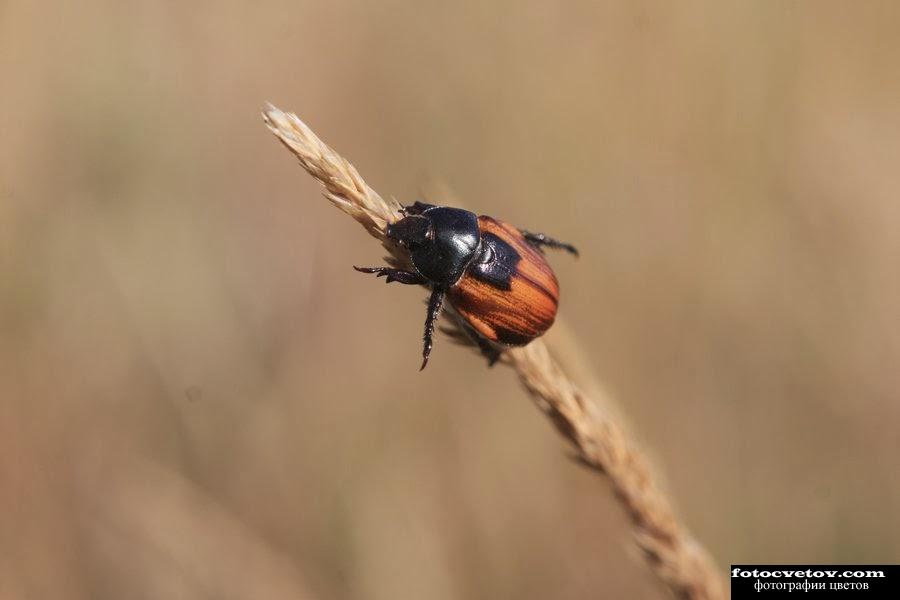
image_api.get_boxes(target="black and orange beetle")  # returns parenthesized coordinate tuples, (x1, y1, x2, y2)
(355, 201, 577, 369)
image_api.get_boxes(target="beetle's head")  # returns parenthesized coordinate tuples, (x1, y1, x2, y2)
(386, 215, 433, 251)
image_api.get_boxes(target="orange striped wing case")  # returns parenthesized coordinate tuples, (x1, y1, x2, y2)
(448, 216, 559, 345)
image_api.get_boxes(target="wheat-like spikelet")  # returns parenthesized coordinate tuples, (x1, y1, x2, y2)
(262, 102, 402, 242)
(262, 104, 725, 600)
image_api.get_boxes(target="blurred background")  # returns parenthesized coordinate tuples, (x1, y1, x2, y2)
(3, 1, 900, 598)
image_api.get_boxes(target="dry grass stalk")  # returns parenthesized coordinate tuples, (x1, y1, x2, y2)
(262, 104, 725, 600)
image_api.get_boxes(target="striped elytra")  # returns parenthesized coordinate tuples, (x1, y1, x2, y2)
(448, 216, 560, 345)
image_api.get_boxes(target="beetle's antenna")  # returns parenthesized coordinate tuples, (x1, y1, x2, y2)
(263, 104, 725, 600)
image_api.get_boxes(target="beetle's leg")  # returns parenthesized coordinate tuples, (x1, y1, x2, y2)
(420, 286, 445, 370)
(473, 334, 502, 367)
(353, 266, 426, 285)
(400, 201, 436, 216)
(522, 231, 579, 257)
(452, 318, 503, 366)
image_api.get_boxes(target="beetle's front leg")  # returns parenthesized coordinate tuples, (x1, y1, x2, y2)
(522, 231, 579, 257)
(353, 266, 426, 285)
(420, 286, 445, 370)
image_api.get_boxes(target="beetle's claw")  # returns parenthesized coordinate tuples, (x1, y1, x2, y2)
(522, 231, 579, 258)
(420, 339, 432, 370)
(355, 266, 426, 286)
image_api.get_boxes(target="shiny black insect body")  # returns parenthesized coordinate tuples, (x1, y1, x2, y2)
(356, 202, 577, 369)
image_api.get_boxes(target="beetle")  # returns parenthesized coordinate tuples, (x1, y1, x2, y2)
(355, 201, 577, 369)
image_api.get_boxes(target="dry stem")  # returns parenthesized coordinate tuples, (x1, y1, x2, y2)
(262, 104, 725, 600)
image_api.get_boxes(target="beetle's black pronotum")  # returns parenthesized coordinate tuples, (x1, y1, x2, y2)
(355, 201, 577, 369)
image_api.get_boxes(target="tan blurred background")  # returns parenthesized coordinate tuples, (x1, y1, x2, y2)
(3, 1, 900, 598)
